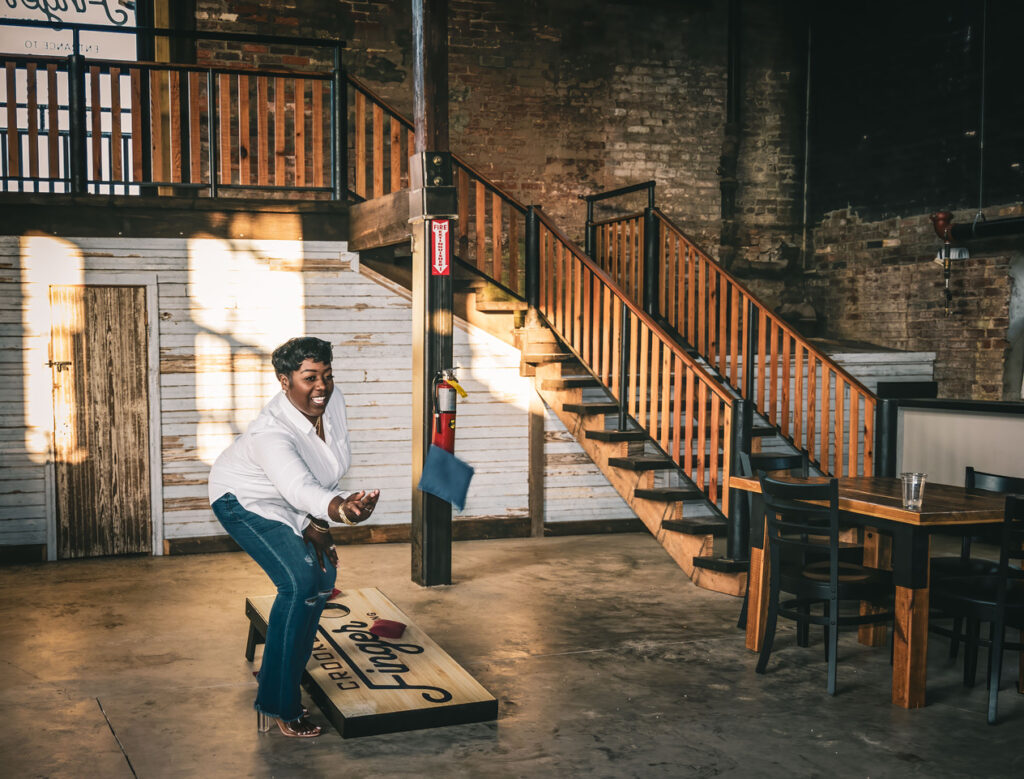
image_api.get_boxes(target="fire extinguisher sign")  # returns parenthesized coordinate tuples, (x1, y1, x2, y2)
(431, 219, 450, 276)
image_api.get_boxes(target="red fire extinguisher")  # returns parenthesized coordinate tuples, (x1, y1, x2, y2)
(432, 369, 467, 453)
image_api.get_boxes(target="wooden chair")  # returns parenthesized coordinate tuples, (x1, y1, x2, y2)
(931, 467, 1024, 580)
(736, 452, 809, 630)
(755, 475, 894, 695)
(929, 494, 1024, 724)
(931, 468, 1024, 659)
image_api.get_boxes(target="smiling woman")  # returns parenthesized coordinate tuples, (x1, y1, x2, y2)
(207, 336, 380, 739)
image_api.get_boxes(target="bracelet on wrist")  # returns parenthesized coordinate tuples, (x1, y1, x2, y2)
(307, 517, 330, 533)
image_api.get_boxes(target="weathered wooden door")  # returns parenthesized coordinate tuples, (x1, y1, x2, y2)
(50, 285, 152, 558)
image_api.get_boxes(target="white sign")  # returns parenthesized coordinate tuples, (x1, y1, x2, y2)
(0, 1, 137, 61)
(431, 219, 450, 276)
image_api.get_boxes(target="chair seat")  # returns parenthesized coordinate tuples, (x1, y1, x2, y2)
(931, 575, 1024, 626)
(780, 561, 892, 602)
(930, 556, 999, 580)
(802, 560, 882, 583)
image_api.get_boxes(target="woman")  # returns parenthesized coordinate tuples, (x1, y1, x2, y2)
(208, 336, 380, 738)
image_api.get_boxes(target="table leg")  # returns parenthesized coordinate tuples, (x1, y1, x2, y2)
(745, 524, 769, 652)
(892, 585, 929, 708)
(859, 527, 892, 647)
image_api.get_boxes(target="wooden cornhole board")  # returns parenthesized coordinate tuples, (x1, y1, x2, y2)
(244, 588, 497, 738)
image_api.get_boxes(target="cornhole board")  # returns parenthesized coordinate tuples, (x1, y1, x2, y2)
(244, 588, 498, 738)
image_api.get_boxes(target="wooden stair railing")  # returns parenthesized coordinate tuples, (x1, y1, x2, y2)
(344, 78, 743, 524)
(348, 75, 744, 586)
(348, 75, 526, 297)
(534, 208, 736, 514)
(594, 208, 876, 478)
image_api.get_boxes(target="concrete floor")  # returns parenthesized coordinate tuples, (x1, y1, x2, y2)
(0, 533, 1020, 778)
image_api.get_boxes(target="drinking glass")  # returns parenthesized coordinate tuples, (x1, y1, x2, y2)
(900, 472, 927, 510)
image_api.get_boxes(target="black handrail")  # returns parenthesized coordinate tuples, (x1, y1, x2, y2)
(579, 180, 655, 256)
(579, 180, 655, 206)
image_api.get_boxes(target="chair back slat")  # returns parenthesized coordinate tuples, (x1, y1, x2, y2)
(965, 467, 1024, 495)
(759, 475, 839, 554)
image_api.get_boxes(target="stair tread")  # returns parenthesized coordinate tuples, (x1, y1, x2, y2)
(476, 299, 528, 312)
(540, 376, 599, 390)
(585, 429, 648, 442)
(691, 556, 748, 573)
(562, 401, 620, 415)
(662, 518, 728, 537)
(607, 455, 677, 471)
(633, 487, 705, 501)
(522, 352, 576, 364)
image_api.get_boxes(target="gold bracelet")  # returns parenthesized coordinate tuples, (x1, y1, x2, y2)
(308, 520, 330, 533)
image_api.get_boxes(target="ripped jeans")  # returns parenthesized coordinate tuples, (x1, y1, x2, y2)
(212, 493, 336, 721)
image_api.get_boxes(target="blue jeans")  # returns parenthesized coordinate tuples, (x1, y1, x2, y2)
(212, 493, 336, 721)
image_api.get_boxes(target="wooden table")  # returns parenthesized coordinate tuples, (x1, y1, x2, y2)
(732, 475, 1005, 708)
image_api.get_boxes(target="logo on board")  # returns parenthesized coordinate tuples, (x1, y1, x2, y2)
(311, 601, 454, 703)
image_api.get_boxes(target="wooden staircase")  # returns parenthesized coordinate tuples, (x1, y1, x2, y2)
(343, 74, 880, 598)
(362, 241, 756, 594)
(518, 323, 748, 596)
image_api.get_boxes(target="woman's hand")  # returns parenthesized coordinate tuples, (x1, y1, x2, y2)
(302, 523, 338, 571)
(340, 490, 380, 523)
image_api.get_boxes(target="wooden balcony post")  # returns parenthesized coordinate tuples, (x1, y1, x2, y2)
(67, 52, 87, 194)
(206, 69, 218, 197)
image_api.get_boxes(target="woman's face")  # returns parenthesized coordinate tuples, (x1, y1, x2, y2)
(280, 359, 333, 419)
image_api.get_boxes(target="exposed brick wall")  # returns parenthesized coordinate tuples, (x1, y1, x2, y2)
(191, 0, 801, 257)
(807, 206, 1017, 400)
(798, 1, 1023, 401)
(732, 0, 806, 268)
(187, 0, 1019, 401)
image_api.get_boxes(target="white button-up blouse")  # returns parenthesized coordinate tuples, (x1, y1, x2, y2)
(208, 389, 352, 537)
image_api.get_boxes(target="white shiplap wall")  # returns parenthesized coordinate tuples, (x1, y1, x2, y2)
(543, 410, 635, 523)
(1, 235, 628, 555)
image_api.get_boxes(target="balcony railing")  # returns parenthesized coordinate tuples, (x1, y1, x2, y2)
(0, 20, 345, 197)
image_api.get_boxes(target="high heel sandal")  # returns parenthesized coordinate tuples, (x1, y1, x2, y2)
(252, 673, 309, 719)
(257, 711, 323, 738)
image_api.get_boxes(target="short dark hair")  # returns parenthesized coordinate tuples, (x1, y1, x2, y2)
(272, 337, 333, 376)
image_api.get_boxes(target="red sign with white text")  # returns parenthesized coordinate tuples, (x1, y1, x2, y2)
(431, 219, 450, 276)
